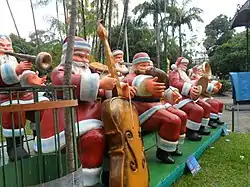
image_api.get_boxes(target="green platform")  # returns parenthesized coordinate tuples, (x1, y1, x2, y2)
(143, 125, 225, 187)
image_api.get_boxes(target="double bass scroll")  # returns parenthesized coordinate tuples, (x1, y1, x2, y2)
(97, 20, 149, 187)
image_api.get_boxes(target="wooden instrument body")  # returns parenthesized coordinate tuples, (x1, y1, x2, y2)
(101, 97, 149, 187)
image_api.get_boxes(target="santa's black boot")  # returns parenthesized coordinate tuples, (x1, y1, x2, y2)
(186, 128, 202, 141)
(156, 148, 175, 164)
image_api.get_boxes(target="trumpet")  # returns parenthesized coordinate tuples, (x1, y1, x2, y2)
(2, 50, 52, 72)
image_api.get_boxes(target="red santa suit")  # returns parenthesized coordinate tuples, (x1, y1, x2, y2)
(169, 57, 212, 138)
(123, 52, 187, 164)
(189, 66, 224, 123)
(37, 37, 110, 186)
(0, 35, 48, 161)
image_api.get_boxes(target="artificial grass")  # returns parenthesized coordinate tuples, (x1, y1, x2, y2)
(171, 132, 250, 187)
(145, 125, 223, 187)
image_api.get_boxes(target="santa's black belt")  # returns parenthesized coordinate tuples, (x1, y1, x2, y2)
(132, 97, 160, 102)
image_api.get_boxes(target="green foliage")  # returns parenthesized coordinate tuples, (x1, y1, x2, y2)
(209, 31, 247, 78)
(203, 14, 234, 53)
(172, 133, 250, 187)
(110, 18, 157, 62)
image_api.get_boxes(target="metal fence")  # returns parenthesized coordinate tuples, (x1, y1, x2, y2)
(0, 86, 81, 187)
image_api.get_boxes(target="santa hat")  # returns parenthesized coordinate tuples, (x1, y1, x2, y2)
(112, 49, 124, 57)
(62, 36, 91, 54)
(132, 52, 152, 65)
(0, 34, 11, 42)
(171, 57, 189, 70)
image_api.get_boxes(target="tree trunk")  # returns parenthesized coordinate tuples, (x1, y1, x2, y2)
(154, 13, 161, 68)
(81, 0, 87, 40)
(124, 0, 129, 63)
(30, 0, 41, 53)
(63, 0, 78, 173)
(62, 0, 68, 32)
(56, 0, 63, 42)
(179, 24, 183, 56)
(108, 0, 113, 43)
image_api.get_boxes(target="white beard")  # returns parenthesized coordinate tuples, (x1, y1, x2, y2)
(0, 55, 18, 66)
(71, 61, 91, 75)
(60, 54, 91, 75)
(178, 68, 191, 83)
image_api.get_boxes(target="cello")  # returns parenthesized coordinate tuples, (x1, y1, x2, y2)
(97, 21, 149, 187)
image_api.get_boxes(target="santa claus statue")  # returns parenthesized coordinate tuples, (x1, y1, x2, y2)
(123, 52, 187, 164)
(169, 57, 214, 141)
(188, 63, 224, 126)
(38, 36, 135, 187)
(112, 49, 129, 80)
(0, 34, 48, 161)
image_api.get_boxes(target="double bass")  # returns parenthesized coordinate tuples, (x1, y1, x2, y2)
(97, 21, 149, 187)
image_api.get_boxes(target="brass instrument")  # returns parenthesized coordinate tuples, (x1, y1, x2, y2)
(197, 62, 212, 79)
(3, 51, 52, 71)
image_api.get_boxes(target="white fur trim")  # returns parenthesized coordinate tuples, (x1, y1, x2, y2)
(181, 82, 192, 96)
(210, 113, 218, 119)
(105, 90, 112, 98)
(0, 97, 49, 106)
(0, 62, 19, 85)
(112, 50, 124, 56)
(33, 119, 103, 153)
(171, 64, 177, 71)
(178, 134, 186, 144)
(2, 128, 24, 137)
(139, 103, 171, 125)
(211, 80, 218, 85)
(173, 98, 192, 109)
(82, 167, 102, 186)
(132, 75, 153, 96)
(163, 86, 180, 104)
(207, 83, 214, 93)
(218, 112, 223, 118)
(186, 119, 201, 131)
(80, 73, 100, 101)
(201, 118, 209, 127)
(181, 58, 189, 63)
(202, 97, 210, 102)
(19, 70, 36, 87)
(156, 133, 178, 152)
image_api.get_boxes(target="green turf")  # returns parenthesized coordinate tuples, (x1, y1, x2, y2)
(143, 126, 224, 187)
(171, 132, 250, 187)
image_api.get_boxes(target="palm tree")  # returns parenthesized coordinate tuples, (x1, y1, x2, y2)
(63, 0, 78, 173)
(169, 0, 203, 56)
(133, 0, 164, 68)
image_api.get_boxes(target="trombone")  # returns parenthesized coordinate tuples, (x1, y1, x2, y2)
(1, 50, 52, 72)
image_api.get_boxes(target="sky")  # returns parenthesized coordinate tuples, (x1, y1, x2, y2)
(0, 0, 247, 53)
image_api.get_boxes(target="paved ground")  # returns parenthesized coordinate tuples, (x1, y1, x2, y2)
(214, 92, 250, 133)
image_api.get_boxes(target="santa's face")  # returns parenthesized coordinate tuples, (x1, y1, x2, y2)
(73, 49, 90, 64)
(114, 54, 123, 64)
(135, 62, 150, 71)
(0, 38, 13, 55)
(178, 63, 188, 72)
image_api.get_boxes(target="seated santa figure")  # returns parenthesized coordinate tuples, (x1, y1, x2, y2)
(188, 63, 225, 126)
(169, 57, 214, 141)
(123, 52, 188, 164)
